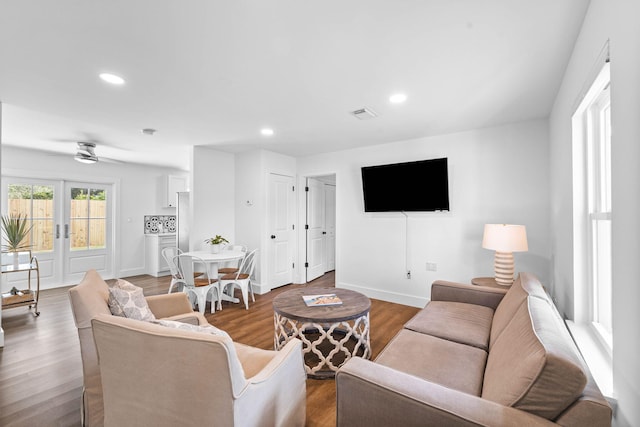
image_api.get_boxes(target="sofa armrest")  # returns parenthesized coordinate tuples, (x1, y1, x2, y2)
(246, 339, 304, 385)
(337, 358, 556, 427)
(145, 292, 198, 319)
(431, 280, 507, 310)
(233, 339, 306, 426)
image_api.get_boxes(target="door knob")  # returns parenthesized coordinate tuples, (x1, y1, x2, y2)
(322, 231, 327, 235)
(270, 235, 276, 239)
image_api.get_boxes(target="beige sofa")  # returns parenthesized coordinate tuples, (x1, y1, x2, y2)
(336, 273, 612, 426)
(69, 269, 306, 427)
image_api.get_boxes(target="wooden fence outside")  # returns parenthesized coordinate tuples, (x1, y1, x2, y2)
(6, 200, 107, 251)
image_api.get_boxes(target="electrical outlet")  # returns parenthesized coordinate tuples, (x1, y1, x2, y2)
(426, 262, 437, 271)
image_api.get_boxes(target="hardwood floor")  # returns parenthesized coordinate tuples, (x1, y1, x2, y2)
(0, 271, 419, 426)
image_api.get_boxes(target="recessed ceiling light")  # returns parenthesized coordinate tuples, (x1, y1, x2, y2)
(261, 128, 275, 136)
(141, 128, 157, 136)
(99, 73, 126, 85)
(389, 93, 407, 104)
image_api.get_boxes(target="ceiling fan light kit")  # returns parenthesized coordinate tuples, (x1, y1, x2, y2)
(74, 153, 98, 164)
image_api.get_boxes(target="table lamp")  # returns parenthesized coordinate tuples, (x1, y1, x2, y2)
(482, 224, 528, 286)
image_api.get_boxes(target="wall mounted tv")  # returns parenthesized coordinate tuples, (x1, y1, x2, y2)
(361, 157, 450, 212)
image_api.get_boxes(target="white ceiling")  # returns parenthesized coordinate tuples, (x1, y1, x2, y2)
(0, 1, 589, 170)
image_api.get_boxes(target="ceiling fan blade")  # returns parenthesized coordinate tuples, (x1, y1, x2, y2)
(99, 156, 125, 164)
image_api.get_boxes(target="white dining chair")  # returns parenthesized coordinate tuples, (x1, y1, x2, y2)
(162, 247, 186, 294)
(217, 244, 248, 277)
(219, 249, 257, 310)
(175, 254, 221, 314)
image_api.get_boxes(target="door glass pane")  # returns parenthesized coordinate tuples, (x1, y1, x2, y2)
(69, 187, 106, 250)
(70, 188, 89, 218)
(7, 183, 54, 252)
(90, 219, 106, 249)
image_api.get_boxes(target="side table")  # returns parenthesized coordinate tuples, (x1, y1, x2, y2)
(471, 277, 508, 289)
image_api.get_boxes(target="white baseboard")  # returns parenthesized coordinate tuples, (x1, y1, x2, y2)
(338, 282, 428, 308)
(251, 281, 268, 295)
(236, 281, 428, 308)
(117, 267, 149, 278)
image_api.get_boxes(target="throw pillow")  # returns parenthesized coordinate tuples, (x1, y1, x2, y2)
(153, 319, 231, 339)
(107, 279, 156, 322)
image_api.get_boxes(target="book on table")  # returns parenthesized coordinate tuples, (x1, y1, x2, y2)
(302, 293, 343, 307)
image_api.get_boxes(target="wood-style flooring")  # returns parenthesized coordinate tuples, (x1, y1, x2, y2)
(0, 271, 419, 426)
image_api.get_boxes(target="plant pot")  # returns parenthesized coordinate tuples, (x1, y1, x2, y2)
(210, 244, 221, 254)
(12, 252, 20, 269)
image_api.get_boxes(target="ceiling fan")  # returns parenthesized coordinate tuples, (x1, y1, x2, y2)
(75, 142, 99, 164)
(44, 136, 127, 164)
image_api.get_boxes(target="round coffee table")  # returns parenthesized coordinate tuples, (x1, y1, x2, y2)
(273, 287, 371, 379)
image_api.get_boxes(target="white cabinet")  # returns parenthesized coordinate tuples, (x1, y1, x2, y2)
(145, 234, 176, 277)
(161, 175, 187, 208)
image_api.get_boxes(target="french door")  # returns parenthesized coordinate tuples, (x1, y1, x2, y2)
(2, 177, 113, 287)
(63, 181, 112, 283)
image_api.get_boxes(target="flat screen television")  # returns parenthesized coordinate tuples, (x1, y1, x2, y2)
(361, 158, 450, 212)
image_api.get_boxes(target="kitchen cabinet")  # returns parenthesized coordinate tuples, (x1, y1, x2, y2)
(161, 175, 187, 208)
(145, 234, 176, 277)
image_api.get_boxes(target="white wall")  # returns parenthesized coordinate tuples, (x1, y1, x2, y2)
(1, 145, 187, 283)
(235, 150, 264, 283)
(298, 119, 550, 307)
(191, 146, 235, 251)
(549, 1, 640, 425)
(235, 149, 296, 289)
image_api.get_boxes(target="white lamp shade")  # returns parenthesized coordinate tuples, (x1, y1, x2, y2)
(482, 224, 528, 252)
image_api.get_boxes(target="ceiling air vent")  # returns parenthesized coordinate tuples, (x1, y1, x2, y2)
(350, 107, 378, 120)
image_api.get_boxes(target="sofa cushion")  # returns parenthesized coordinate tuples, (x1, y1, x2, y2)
(482, 296, 587, 420)
(375, 329, 487, 396)
(107, 279, 156, 322)
(153, 319, 230, 338)
(404, 301, 494, 351)
(489, 272, 549, 349)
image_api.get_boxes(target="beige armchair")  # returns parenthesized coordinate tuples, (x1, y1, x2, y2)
(69, 269, 210, 427)
(91, 314, 306, 426)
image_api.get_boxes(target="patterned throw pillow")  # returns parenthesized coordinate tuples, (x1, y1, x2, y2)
(153, 319, 231, 339)
(107, 279, 156, 322)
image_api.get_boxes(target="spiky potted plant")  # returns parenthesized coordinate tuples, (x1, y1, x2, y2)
(204, 234, 229, 254)
(1, 213, 33, 268)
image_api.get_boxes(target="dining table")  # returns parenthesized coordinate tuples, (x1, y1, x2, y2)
(182, 249, 246, 304)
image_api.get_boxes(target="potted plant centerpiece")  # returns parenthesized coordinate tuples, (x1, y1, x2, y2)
(204, 235, 229, 254)
(1, 213, 33, 268)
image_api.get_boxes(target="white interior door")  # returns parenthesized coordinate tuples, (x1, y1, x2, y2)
(306, 177, 326, 282)
(324, 183, 336, 272)
(63, 182, 113, 283)
(267, 173, 294, 288)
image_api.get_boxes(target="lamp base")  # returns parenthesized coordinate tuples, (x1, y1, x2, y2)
(493, 251, 514, 286)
